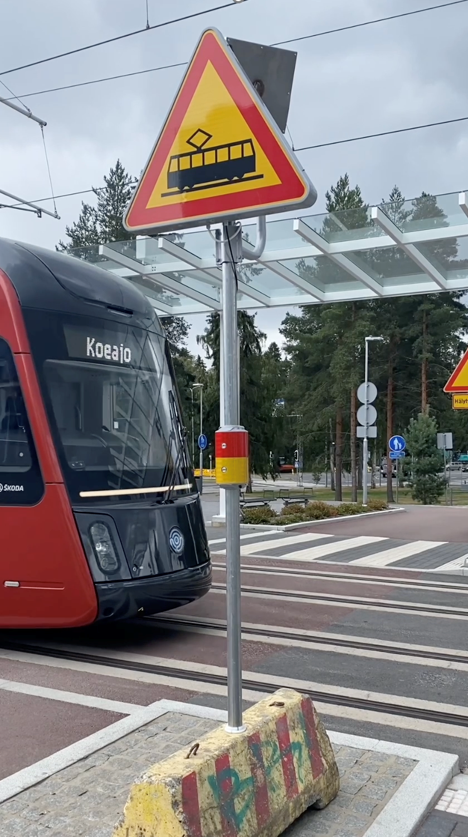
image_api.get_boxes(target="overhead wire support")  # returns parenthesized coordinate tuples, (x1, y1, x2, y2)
(0, 187, 58, 219)
(0, 82, 57, 217)
(0, 94, 46, 126)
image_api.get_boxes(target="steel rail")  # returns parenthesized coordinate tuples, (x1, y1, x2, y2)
(1, 639, 467, 728)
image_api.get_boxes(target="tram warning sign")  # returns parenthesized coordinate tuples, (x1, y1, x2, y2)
(123, 28, 315, 235)
(444, 348, 468, 393)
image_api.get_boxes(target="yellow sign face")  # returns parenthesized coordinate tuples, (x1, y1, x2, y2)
(124, 29, 315, 235)
(146, 62, 281, 211)
(453, 394, 468, 409)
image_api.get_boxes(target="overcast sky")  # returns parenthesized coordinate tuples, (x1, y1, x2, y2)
(1, 0, 467, 355)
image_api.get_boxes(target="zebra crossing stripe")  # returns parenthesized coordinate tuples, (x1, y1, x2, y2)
(434, 554, 468, 572)
(209, 532, 274, 545)
(238, 532, 334, 556)
(282, 536, 385, 562)
(351, 541, 446, 568)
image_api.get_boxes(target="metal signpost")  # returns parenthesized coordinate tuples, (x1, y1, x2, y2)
(437, 433, 453, 504)
(356, 381, 378, 505)
(198, 432, 208, 490)
(357, 336, 383, 505)
(389, 436, 406, 505)
(123, 27, 316, 733)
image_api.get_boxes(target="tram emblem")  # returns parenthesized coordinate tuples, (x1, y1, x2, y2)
(169, 527, 184, 554)
(163, 129, 262, 197)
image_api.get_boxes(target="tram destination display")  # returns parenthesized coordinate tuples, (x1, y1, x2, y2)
(63, 323, 156, 368)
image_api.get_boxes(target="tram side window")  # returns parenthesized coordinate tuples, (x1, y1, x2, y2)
(0, 338, 44, 504)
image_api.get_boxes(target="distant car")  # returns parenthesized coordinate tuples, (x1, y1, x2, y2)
(278, 463, 295, 473)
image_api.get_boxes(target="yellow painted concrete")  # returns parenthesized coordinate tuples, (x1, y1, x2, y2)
(113, 689, 339, 837)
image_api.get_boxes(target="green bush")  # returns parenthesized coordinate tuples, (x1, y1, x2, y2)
(305, 501, 338, 519)
(366, 499, 388, 511)
(303, 507, 328, 520)
(337, 503, 365, 516)
(276, 513, 306, 525)
(282, 503, 308, 516)
(242, 506, 276, 525)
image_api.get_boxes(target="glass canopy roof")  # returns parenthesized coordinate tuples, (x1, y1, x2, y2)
(72, 190, 468, 315)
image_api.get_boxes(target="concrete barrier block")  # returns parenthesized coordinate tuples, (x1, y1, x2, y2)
(113, 688, 339, 837)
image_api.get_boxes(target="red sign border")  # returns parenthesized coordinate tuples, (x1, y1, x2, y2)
(124, 29, 311, 232)
(444, 349, 468, 392)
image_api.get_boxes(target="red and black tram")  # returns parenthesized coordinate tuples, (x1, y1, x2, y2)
(0, 239, 211, 628)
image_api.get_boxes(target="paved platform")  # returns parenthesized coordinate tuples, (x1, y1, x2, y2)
(0, 699, 458, 837)
(416, 775, 468, 835)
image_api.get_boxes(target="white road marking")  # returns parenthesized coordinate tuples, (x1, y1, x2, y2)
(0, 652, 467, 757)
(0, 678, 142, 715)
(223, 564, 468, 595)
(284, 536, 385, 562)
(209, 532, 276, 545)
(351, 540, 446, 567)
(211, 586, 468, 619)
(436, 553, 468, 572)
(236, 532, 334, 556)
(0, 648, 232, 697)
(16, 644, 468, 719)
(149, 621, 468, 672)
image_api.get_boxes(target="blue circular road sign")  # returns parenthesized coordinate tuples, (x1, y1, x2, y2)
(198, 433, 208, 451)
(389, 435, 406, 452)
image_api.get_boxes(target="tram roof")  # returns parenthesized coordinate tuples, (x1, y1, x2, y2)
(72, 189, 468, 316)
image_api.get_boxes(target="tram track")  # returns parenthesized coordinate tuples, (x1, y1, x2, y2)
(147, 613, 468, 666)
(1, 638, 468, 732)
(210, 581, 468, 618)
(211, 561, 468, 592)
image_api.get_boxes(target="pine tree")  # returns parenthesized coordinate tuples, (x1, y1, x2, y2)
(405, 413, 445, 504)
(58, 160, 135, 253)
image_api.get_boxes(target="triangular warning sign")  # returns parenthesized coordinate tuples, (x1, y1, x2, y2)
(444, 349, 468, 392)
(124, 28, 316, 235)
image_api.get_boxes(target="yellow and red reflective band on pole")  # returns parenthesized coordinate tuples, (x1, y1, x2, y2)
(215, 426, 249, 485)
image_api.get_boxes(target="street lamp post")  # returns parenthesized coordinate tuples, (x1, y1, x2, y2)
(363, 336, 383, 505)
(192, 383, 203, 493)
(288, 413, 303, 487)
(190, 388, 195, 463)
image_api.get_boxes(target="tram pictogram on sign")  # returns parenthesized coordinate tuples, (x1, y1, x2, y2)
(123, 28, 316, 235)
(164, 130, 261, 196)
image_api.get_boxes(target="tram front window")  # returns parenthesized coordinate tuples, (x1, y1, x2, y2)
(39, 321, 192, 502)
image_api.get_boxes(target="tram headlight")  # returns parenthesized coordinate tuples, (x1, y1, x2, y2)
(89, 522, 120, 573)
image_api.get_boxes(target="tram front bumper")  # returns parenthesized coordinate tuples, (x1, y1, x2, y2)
(94, 561, 212, 621)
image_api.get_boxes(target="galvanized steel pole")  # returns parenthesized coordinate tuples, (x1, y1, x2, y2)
(362, 339, 369, 506)
(199, 385, 203, 494)
(222, 221, 244, 732)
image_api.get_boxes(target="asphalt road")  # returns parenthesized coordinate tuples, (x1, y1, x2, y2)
(2, 504, 468, 783)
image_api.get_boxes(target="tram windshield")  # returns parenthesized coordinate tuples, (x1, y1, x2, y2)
(29, 315, 193, 502)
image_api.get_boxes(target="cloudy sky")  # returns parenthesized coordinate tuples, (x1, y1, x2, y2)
(1, 0, 467, 354)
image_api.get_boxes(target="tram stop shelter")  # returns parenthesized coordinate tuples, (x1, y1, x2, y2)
(74, 188, 468, 516)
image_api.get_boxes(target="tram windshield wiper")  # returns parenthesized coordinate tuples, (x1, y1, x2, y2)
(161, 391, 190, 504)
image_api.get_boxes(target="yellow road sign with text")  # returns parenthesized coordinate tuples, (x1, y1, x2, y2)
(453, 394, 468, 409)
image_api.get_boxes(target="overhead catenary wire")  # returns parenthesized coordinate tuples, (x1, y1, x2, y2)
(293, 114, 468, 152)
(0, 3, 238, 78)
(5, 0, 468, 100)
(10, 110, 468, 210)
